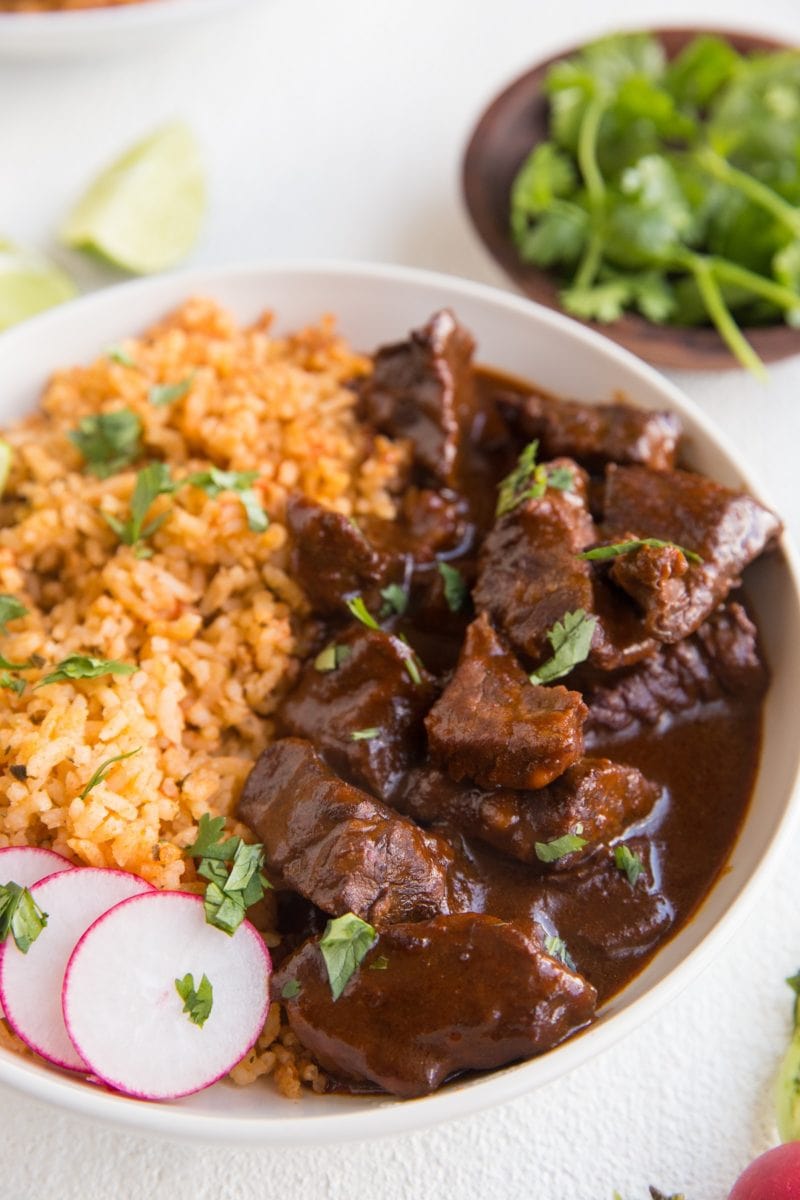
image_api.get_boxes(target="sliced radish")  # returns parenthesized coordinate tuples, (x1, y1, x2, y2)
(0, 846, 74, 889)
(0, 868, 152, 1070)
(63, 891, 271, 1099)
(0, 846, 74, 1017)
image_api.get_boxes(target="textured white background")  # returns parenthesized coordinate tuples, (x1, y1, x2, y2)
(2, 0, 800, 1196)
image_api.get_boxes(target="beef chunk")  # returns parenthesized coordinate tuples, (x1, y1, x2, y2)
(360, 310, 477, 488)
(585, 601, 768, 739)
(499, 392, 681, 471)
(280, 625, 436, 802)
(238, 739, 466, 926)
(601, 465, 782, 641)
(287, 497, 402, 616)
(539, 841, 674, 997)
(474, 463, 656, 671)
(399, 758, 658, 868)
(425, 613, 586, 790)
(273, 913, 596, 1097)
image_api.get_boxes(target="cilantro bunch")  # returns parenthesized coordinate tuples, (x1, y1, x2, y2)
(510, 32, 800, 375)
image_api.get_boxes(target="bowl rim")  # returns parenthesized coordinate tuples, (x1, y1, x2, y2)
(0, 0, 253, 34)
(460, 24, 800, 371)
(0, 257, 798, 1145)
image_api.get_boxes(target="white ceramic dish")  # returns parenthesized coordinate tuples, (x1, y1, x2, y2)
(0, 261, 798, 1145)
(0, 0, 256, 60)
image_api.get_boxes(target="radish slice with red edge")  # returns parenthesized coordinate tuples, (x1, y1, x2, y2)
(0, 846, 73, 889)
(0, 868, 152, 1070)
(63, 891, 271, 1099)
(0, 846, 74, 1017)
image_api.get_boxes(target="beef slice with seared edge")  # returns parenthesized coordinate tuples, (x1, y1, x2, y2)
(584, 601, 768, 740)
(398, 758, 658, 868)
(273, 913, 597, 1098)
(601, 464, 782, 642)
(237, 738, 471, 927)
(280, 625, 436, 803)
(474, 460, 656, 671)
(425, 612, 586, 790)
(359, 309, 477, 489)
(499, 391, 681, 472)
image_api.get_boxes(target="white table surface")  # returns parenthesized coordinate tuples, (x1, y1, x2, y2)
(2, 0, 800, 1196)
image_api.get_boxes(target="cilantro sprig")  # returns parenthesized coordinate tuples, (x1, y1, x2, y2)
(79, 747, 141, 800)
(185, 814, 271, 937)
(0, 595, 27, 635)
(579, 537, 703, 565)
(0, 882, 48, 953)
(34, 655, 136, 689)
(184, 468, 269, 534)
(496, 440, 574, 516)
(438, 562, 467, 613)
(101, 461, 174, 558)
(614, 843, 645, 886)
(175, 972, 213, 1028)
(319, 912, 377, 1001)
(529, 608, 597, 685)
(535, 829, 588, 863)
(510, 31, 800, 375)
(69, 409, 143, 479)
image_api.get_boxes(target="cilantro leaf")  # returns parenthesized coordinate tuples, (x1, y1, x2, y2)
(379, 583, 408, 617)
(346, 595, 380, 630)
(350, 727, 380, 742)
(0, 882, 48, 953)
(0, 595, 27, 636)
(281, 979, 302, 1000)
(496, 440, 547, 516)
(149, 376, 193, 407)
(79, 747, 141, 801)
(544, 934, 577, 971)
(185, 814, 271, 937)
(369, 955, 389, 971)
(0, 673, 25, 695)
(102, 461, 174, 554)
(535, 832, 588, 863)
(511, 142, 577, 242)
(319, 912, 377, 1001)
(514, 201, 589, 268)
(313, 642, 352, 673)
(175, 972, 213, 1028)
(614, 843, 645, 886)
(578, 537, 703, 565)
(35, 655, 136, 689)
(665, 34, 741, 107)
(529, 608, 597, 685)
(69, 409, 142, 479)
(438, 562, 468, 613)
(106, 346, 137, 368)
(184, 468, 269, 533)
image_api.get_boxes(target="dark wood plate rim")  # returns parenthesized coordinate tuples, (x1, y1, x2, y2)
(462, 25, 800, 371)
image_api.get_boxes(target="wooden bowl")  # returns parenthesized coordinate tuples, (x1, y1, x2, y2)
(462, 27, 800, 371)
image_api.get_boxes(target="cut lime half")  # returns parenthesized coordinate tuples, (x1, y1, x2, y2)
(60, 122, 206, 276)
(0, 240, 77, 333)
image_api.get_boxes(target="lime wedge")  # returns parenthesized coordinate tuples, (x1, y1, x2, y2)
(60, 122, 206, 275)
(0, 240, 76, 332)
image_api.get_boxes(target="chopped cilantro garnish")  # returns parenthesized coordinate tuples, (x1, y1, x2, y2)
(350, 727, 380, 742)
(319, 912, 377, 1001)
(0, 674, 25, 695)
(149, 375, 194, 407)
(281, 979, 302, 1000)
(185, 813, 271, 937)
(0, 882, 48, 953)
(313, 643, 352, 673)
(35, 655, 136, 689)
(529, 608, 597, 685)
(438, 562, 467, 612)
(79, 747, 141, 801)
(379, 583, 408, 617)
(101, 461, 174, 556)
(106, 346, 137, 368)
(546, 464, 576, 491)
(175, 972, 213, 1028)
(579, 538, 703, 565)
(535, 831, 588, 863)
(69, 409, 143, 479)
(614, 843, 645, 886)
(346, 595, 380, 630)
(184, 467, 269, 533)
(544, 934, 577, 972)
(496, 440, 546, 516)
(369, 955, 389, 971)
(395, 633, 424, 685)
(0, 595, 27, 635)
(787, 971, 800, 997)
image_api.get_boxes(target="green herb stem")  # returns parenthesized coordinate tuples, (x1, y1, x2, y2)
(693, 145, 800, 239)
(708, 256, 800, 315)
(577, 95, 607, 208)
(688, 255, 766, 379)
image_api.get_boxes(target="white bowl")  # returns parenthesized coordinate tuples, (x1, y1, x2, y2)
(0, 261, 798, 1145)
(0, 0, 256, 60)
